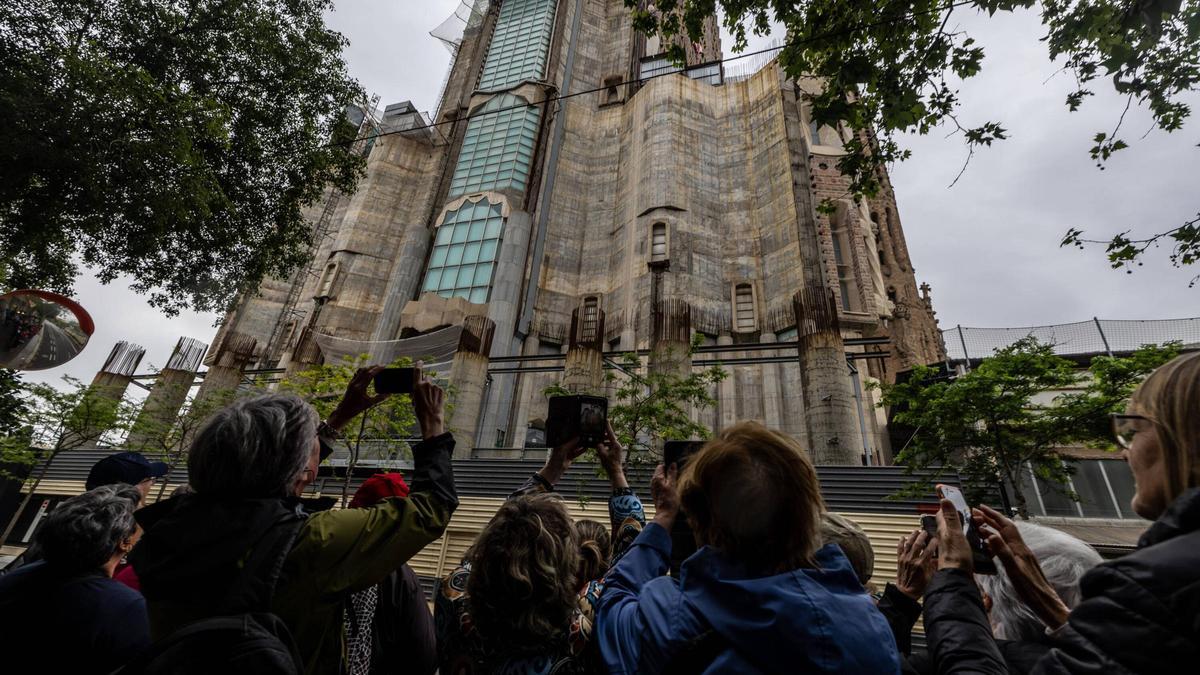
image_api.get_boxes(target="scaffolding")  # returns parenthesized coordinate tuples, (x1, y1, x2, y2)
(429, 1, 490, 122)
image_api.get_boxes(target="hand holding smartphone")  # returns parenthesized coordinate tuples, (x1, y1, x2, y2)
(936, 484, 997, 574)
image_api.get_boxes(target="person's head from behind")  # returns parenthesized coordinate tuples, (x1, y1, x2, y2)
(679, 421, 826, 574)
(819, 512, 875, 587)
(1121, 351, 1200, 519)
(40, 484, 142, 576)
(467, 493, 580, 645)
(187, 394, 319, 498)
(575, 518, 610, 583)
(86, 451, 169, 500)
(976, 522, 1101, 641)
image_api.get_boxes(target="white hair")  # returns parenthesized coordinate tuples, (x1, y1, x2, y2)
(187, 394, 317, 498)
(39, 484, 141, 572)
(976, 521, 1102, 641)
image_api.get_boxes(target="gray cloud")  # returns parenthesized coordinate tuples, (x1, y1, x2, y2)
(31, 2, 1197, 389)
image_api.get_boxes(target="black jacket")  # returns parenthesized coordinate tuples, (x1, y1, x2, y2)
(924, 486, 1200, 674)
(371, 565, 437, 675)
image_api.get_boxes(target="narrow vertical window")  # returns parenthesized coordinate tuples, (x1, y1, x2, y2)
(582, 296, 600, 339)
(317, 262, 339, 298)
(830, 219, 859, 312)
(651, 222, 667, 261)
(734, 284, 755, 332)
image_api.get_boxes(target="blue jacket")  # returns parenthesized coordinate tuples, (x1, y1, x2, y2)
(596, 523, 901, 675)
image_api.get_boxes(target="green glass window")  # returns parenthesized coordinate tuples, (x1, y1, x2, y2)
(449, 94, 541, 197)
(478, 0, 557, 91)
(422, 198, 505, 301)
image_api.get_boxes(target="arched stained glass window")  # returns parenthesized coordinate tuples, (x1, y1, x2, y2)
(422, 199, 505, 303)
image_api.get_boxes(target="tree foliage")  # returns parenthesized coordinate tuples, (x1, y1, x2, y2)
(0, 0, 365, 314)
(632, 0, 1200, 280)
(879, 337, 1177, 517)
(1055, 341, 1180, 445)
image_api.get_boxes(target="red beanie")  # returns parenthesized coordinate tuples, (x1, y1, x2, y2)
(349, 472, 410, 508)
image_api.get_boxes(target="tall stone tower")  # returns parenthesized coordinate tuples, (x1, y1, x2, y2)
(209, 0, 943, 463)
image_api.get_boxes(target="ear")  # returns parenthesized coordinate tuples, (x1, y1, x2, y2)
(980, 587, 993, 614)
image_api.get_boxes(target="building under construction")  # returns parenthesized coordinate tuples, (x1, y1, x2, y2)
(202, 0, 944, 465)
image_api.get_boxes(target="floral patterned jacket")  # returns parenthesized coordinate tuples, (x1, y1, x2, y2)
(435, 474, 646, 675)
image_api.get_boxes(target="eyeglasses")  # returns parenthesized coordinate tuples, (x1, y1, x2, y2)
(1111, 413, 1151, 450)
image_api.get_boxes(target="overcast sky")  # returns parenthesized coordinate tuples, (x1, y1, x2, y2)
(25, 1, 1198, 388)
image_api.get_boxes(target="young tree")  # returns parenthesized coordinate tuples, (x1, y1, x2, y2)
(879, 337, 1179, 517)
(1056, 342, 1180, 446)
(0, 376, 133, 546)
(631, 1, 1200, 281)
(880, 338, 1081, 517)
(546, 336, 728, 465)
(0, 0, 365, 314)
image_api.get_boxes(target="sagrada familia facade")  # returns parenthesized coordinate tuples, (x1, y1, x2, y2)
(205, 0, 944, 464)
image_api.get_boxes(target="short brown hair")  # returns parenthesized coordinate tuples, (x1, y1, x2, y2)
(678, 421, 826, 573)
(467, 493, 580, 645)
(1130, 351, 1200, 503)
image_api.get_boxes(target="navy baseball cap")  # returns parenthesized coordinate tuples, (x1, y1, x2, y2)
(86, 452, 170, 490)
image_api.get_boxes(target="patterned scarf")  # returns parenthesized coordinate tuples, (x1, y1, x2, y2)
(345, 583, 380, 675)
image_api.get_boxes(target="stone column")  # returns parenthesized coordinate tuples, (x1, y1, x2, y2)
(447, 315, 495, 459)
(716, 333, 737, 431)
(562, 305, 605, 394)
(794, 285, 863, 464)
(126, 338, 208, 452)
(70, 341, 146, 448)
(508, 333, 542, 448)
(760, 331, 783, 430)
(196, 332, 258, 407)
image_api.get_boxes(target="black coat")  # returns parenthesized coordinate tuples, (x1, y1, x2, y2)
(924, 486, 1200, 674)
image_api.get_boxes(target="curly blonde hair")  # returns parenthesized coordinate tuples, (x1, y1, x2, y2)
(467, 493, 580, 646)
(574, 519, 610, 583)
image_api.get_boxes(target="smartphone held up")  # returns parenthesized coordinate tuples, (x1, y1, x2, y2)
(936, 484, 997, 574)
(373, 367, 418, 395)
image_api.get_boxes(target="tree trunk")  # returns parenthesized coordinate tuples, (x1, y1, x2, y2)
(1010, 481, 1030, 520)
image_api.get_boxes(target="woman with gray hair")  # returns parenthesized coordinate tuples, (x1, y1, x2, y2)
(0, 484, 150, 674)
(130, 366, 459, 675)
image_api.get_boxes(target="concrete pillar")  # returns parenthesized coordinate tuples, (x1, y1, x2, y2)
(369, 221, 435, 357)
(508, 333, 541, 447)
(478, 209, 534, 444)
(196, 332, 258, 407)
(447, 316, 495, 458)
(126, 338, 208, 452)
(760, 331, 783, 430)
(716, 333, 737, 431)
(794, 285, 863, 465)
(562, 305, 605, 394)
(71, 341, 145, 448)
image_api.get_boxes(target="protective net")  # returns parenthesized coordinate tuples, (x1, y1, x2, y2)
(430, 0, 490, 53)
(943, 317, 1200, 362)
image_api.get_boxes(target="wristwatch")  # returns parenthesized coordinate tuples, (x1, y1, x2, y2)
(317, 420, 343, 440)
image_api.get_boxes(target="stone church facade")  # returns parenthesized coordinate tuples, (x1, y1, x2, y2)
(208, 0, 944, 463)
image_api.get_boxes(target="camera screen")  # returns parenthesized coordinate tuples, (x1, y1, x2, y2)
(579, 401, 605, 433)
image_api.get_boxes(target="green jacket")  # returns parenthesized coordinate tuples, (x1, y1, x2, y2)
(131, 432, 458, 675)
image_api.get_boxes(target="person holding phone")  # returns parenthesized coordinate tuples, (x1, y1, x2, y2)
(923, 351, 1200, 674)
(434, 421, 646, 675)
(595, 422, 900, 674)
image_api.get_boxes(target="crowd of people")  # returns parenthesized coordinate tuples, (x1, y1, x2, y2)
(0, 352, 1197, 674)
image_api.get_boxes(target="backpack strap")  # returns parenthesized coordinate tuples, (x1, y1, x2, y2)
(218, 510, 306, 614)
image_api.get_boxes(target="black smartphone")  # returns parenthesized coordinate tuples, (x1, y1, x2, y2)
(920, 514, 938, 538)
(936, 484, 997, 574)
(664, 440, 705, 577)
(373, 367, 417, 395)
(545, 395, 608, 448)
